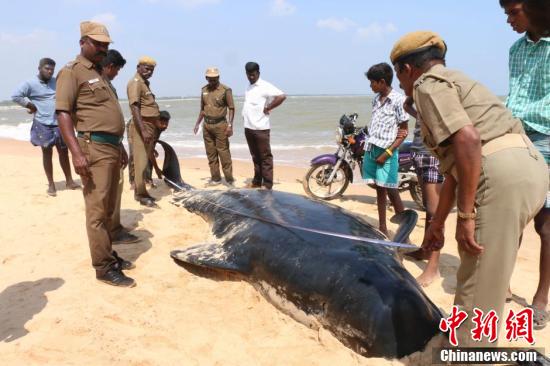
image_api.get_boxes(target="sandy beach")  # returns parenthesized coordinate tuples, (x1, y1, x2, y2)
(0, 137, 548, 365)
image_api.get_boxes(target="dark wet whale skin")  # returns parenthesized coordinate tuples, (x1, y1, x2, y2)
(171, 189, 442, 358)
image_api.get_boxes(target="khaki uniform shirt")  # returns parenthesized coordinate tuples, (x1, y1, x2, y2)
(105, 78, 118, 99)
(127, 73, 160, 118)
(201, 83, 235, 119)
(56, 55, 125, 136)
(413, 64, 524, 175)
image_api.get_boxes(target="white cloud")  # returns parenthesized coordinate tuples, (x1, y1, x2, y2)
(0, 30, 56, 44)
(356, 22, 397, 40)
(316, 17, 356, 32)
(270, 0, 296, 16)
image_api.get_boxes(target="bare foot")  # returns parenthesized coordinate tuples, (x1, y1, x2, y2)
(47, 184, 57, 197)
(379, 226, 389, 236)
(416, 269, 440, 287)
(66, 180, 81, 190)
(406, 248, 431, 261)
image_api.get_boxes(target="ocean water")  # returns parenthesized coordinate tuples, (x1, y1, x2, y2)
(0, 95, 400, 167)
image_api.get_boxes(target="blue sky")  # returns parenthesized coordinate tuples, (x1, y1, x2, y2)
(1, 0, 520, 100)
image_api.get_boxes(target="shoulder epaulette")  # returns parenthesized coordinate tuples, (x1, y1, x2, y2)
(416, 72, 455, 89)
(64, 60, 77, 70)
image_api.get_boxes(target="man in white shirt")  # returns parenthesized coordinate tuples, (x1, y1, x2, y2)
(242, 62, 286, 189)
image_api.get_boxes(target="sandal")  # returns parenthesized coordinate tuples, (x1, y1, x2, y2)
(530, 305, 549, 330)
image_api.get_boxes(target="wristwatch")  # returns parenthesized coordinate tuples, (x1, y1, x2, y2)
(457, 207, 477, 220)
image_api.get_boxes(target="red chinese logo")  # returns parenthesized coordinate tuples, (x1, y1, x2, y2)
(505, 308, 534, 344)
(439, 305, 468, 346)
(439, 306, 535, 346)
(471, 308, 498, 343)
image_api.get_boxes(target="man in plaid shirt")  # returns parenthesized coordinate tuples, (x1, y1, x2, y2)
(501, 0, 550, 330)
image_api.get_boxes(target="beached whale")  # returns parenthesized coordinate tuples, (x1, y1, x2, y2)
(170, 189, 442, 359)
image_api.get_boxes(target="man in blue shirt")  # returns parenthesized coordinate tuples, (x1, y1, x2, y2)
(12, 58, 80, 196)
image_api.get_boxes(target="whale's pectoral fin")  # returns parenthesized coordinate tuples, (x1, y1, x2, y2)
(170, 243, 250, 274)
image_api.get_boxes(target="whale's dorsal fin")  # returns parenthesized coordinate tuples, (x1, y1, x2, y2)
(390, 209, 418, 243)
(170, 243, 250, 274)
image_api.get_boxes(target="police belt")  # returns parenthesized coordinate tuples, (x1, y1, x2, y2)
(449, 133, 538, 180)
(481, 133, 535, 157)
(77, 131, 122, 146)
(204, 116, 226, 124)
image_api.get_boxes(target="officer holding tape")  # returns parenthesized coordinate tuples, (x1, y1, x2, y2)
(391, 31, 547, 347)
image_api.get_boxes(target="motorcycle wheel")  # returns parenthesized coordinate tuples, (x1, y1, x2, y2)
(303, 163, 349, 200)
(409, 182, 425, 211)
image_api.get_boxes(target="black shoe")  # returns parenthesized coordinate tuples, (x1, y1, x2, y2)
(137, 196, 157, 207)
(96, 268, 136, 287)
(113, 251, 136, 270)
(113, 231, 140, 245)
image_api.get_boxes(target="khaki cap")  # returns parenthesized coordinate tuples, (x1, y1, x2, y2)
(205, 67, 220, 77)
(390, 31, 446, 64)
(138, 56, 157, 66)
(80, 21, 112, 43)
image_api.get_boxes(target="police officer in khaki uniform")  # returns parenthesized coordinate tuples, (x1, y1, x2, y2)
(127, 56, 162, 207)
(390, 31, 548, 347)
(193, 67, 235, 186)
(56, 21, 136, 287)
(99, 49, 140, 245)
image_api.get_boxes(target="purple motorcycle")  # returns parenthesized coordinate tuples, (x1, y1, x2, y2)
(302, 113, 424, 209)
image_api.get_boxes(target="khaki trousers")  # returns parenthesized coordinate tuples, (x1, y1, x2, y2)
(129, 120, 157, 197)
(455, 144, 548, 347)
(77, 137, 120, 275)
(110, 167, 124, 237)
(126, 121, 135, 185)
(203, 121, 234, 182)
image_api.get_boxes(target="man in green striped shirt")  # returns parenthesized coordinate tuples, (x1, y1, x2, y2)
(501, 0, 550, 330)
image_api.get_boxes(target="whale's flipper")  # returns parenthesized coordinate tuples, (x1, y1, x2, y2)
(170, 244, 250, 274)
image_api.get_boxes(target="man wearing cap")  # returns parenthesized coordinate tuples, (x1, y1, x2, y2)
(390, 31, 547, 347)
(99, 49, 140, 246)
(193, 67, 235, 186)
(127, 56, 162, 207)
(56, 21, 136, 287)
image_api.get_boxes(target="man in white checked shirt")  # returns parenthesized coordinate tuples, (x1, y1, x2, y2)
(363, 63, 410, 235)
